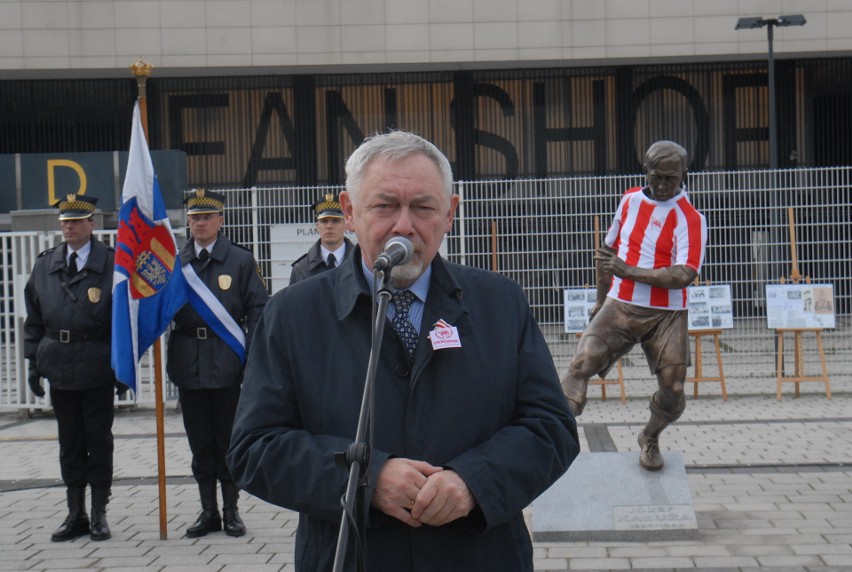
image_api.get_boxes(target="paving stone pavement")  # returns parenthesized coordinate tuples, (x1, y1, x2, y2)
(1, 366, 850, 571)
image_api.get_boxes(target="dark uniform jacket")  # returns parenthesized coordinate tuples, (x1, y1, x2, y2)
(289, 237, 354, 285)
(167, 234, 269, 390)
(227, 247, 579, 572)
(24, 238, 115, 390)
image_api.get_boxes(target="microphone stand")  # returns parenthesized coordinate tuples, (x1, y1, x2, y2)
(332, 268, 395, 572)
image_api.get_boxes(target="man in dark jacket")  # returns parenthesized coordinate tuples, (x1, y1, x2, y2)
(288, 193, 354, 285)
(167, 190, 269, 538)
(227, 132, 579, 571)
(24, 194, 117, 542)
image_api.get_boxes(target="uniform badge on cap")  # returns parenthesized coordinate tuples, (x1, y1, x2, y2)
(312, 193, 343, 220)
(185, 189, 226, 215)
(54, 193, 98, 220)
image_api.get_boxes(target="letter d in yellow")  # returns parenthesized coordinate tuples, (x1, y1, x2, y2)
(47, 159, 88, 205)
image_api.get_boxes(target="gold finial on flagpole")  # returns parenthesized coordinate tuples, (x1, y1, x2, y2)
(129, 58, 154, 140)
(130, 58, 154, 97)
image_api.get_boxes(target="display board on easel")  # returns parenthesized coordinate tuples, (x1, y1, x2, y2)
(686, 283, 732, 399)
(563, 288, 598, 334)
(772, 207, 833, 400)
(766, 283, 836, 329)
(687, 284, 734, 330)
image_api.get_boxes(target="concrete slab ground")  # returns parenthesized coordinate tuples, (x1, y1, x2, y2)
(2, 375, 850, 571)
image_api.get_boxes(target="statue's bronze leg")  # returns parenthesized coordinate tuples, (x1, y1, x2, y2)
(561, 374, 589, 417)
(561, 335, 612, 417)
(638, 369, 686, 471)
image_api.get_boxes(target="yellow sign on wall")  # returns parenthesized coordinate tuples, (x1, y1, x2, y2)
(47, 159, 88, 205)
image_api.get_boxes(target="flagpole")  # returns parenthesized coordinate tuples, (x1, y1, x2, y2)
(130, 58, 169, 541)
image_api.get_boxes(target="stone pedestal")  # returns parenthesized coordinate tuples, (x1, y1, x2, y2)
(532, 452, 698, 542)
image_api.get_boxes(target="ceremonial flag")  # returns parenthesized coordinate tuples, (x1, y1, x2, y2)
(112, 102, 188, 391)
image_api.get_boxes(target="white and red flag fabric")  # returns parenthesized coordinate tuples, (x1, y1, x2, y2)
(111, 102, 187, 391)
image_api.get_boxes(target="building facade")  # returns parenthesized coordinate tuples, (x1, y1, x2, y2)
(1, 1, 851, 211)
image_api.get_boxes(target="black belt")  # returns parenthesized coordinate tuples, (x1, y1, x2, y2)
(45, 328, 108, 344)
(175, 326, 212, 340)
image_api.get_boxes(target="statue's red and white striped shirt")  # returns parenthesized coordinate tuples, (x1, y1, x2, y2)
(604, 186, 707, 310)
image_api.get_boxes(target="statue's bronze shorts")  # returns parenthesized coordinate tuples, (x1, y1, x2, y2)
(582, 297, 690, 375)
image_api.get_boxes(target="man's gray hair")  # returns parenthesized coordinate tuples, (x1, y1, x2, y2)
(345, 131, 454, 203)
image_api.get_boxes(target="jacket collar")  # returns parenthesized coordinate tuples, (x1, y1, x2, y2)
(208, 233, 230, 261)
(48, 238, 109, 276)
(181, 232, 230, 263)
(333, 245, 465, 324)
(306, 240, 327, 271)
(308, 237, 354, 272)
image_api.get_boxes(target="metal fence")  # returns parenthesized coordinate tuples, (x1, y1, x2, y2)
(0, 230, 173, 410)
(2, 167, 850, 409)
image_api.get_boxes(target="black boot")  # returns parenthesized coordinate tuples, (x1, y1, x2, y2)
(221, 481, 246, 537)
(90, 488, 111, 541)
(186, 482, 221, 538)
(51, 487, 90, 542)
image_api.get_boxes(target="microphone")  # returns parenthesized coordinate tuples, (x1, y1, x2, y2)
(373, 237, 414, 271)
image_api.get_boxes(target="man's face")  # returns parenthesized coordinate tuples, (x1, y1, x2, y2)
(645, 157, 684, 202)
(60, 218, 95, 250)
(188, 212, 223, 247)
(316, 217, 345, 250)
(340, 155, 459, 288)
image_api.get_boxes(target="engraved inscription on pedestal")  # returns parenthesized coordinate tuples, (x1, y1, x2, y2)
(613, 504, 697, 530)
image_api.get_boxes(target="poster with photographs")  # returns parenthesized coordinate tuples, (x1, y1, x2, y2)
(766, 283, 836, 329)
(688, 284, 734, 331)
(563, 288, 597, 333)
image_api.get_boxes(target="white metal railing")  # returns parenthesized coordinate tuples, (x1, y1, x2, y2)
(0, 230, 175, 409)
(2, 167, 850, 409)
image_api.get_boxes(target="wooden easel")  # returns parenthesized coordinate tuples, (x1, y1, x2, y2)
(775, 208, 831, 400)
(584, 216, 627, 403)
(687, 280, 728, 400)
(688, 329, 727, 400)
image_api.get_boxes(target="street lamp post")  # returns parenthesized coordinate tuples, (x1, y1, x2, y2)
(736, 16, 806, 372)
(735, 15, 806, 168)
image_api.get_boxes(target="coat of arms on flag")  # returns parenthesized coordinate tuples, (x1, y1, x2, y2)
(115, 205, 179, 299)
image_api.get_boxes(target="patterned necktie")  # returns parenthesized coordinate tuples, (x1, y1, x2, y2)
(68, 252, 78, 275)
(391, 290, 418, 360)
(326, 252, 336, 269)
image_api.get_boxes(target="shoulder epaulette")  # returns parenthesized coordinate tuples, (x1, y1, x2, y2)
(37, 246, 58, 258)
(291, 253, 307, 267)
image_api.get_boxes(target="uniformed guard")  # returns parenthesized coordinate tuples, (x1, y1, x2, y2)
(167, 189, 269, 538)
(288, 193, 355, 285)
(24, 194, 119, 541)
